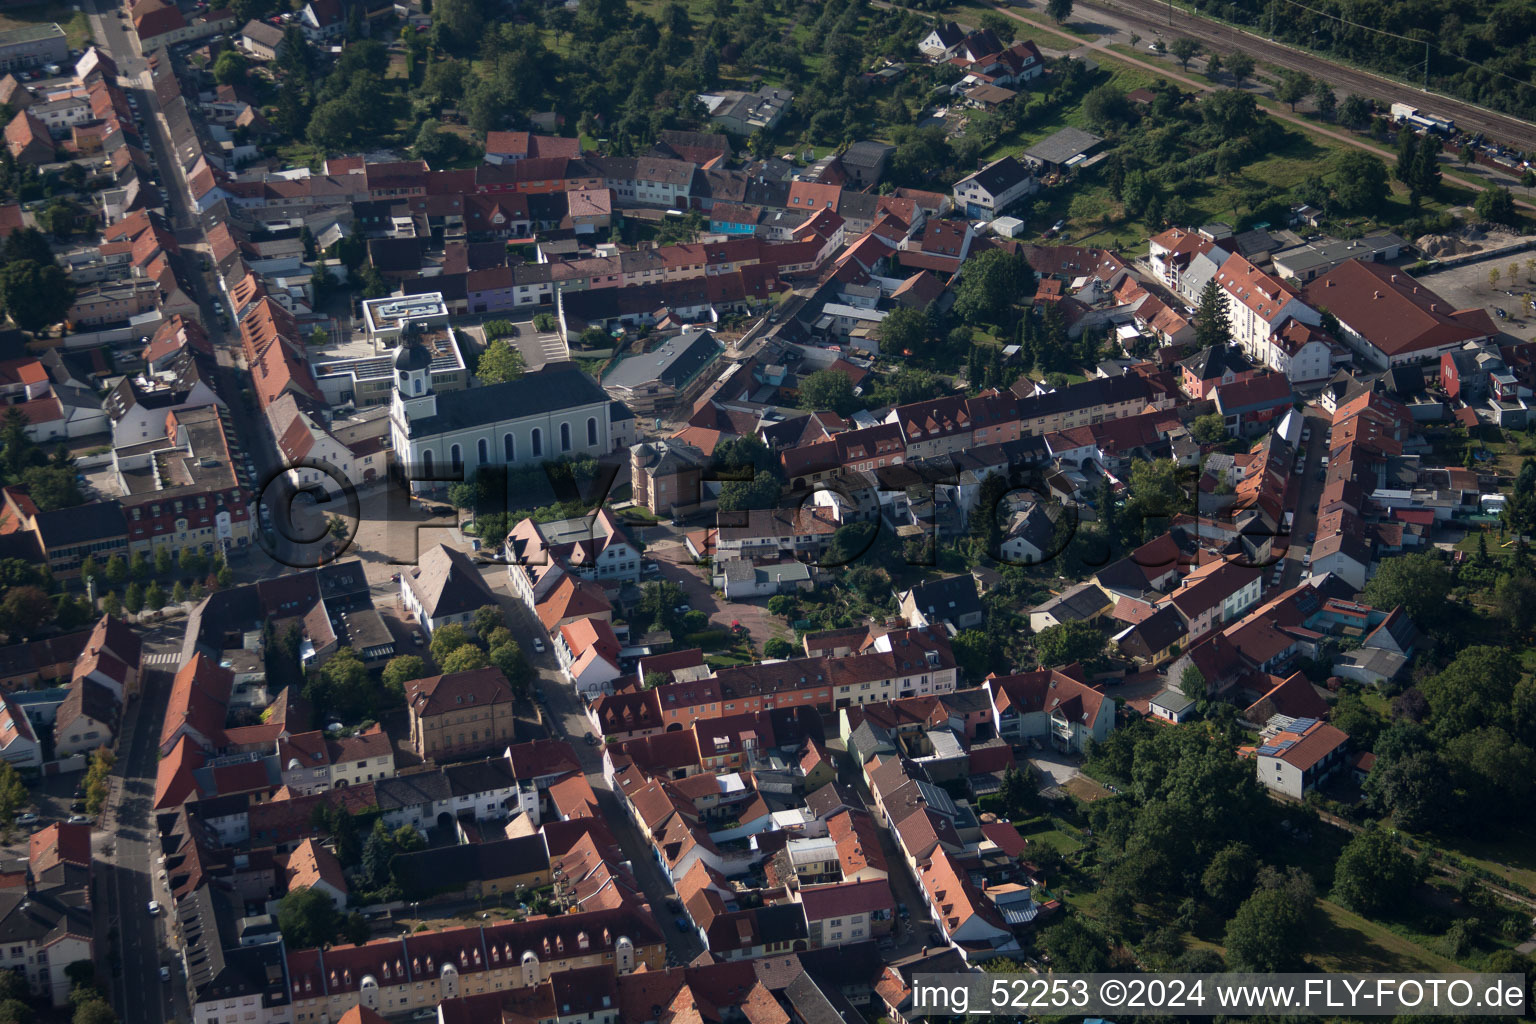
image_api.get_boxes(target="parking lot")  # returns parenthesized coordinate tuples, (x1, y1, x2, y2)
(1413, 253, 1536, 342)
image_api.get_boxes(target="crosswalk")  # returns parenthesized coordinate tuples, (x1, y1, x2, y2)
(144, 652, 182, 667)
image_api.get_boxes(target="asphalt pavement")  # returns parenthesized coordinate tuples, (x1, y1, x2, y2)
(97, 663, 184, 1024)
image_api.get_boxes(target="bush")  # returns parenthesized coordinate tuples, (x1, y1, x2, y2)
(683, 629, 731, 650)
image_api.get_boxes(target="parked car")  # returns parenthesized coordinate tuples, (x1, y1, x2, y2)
(673, 916, 690, 931)
(15, 812, 37, 826)
(147, 900, 162, 915)
(1306, 532, 1315, 543)
(532, 637, 546, 653)
(67, 814, 90, 825)
(674, 604, 691, 615)
(159, 966, 171, 982)
(1302, 553, 1312, 567)
(411, 631, 424, 647)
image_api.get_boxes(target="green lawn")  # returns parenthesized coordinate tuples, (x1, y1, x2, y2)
(1415, 825, 1536, 895)
(1308, 900, 1466, 973)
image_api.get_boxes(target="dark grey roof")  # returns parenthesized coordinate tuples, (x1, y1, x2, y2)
(1022, 127, 1104, 166)
(392, 834, 550, 898)
(602, 330, 722, 390)
(902, 575, 983, 624)
(784, 971, 865, 1024)
(374, 771, 452, 810)
(179, 884, 290, 1008)
(405, 365, 609, 437)
(1179, 344, 1253, 381)
(840, 140, 894, 170)
(755, 902, 810, 945)
(442, 756, 518, 796)
(1121, 605, 1185, 659)
(32, 499, 127, 548)
(803, 781, 860, 820)
(957, 155, 1031, 196)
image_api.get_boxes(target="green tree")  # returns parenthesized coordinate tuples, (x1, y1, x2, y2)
(1200, 841, 1256, 916)
(1338, 93, 1371, 128)
(1180, 665, 1207, 702)
(1045, 0, 1073, 24)
(876, 305, 927, 356)
(472, 605, 504, 639)
(0, 762, 25, 825)
(1039, 916, 1108, 971)
(100, 592, 120, 619)
(440, 644, 490, 673)
(129, 549, 149, 581)
(1474, 186, 1517, 226)
(72, 998, 116, 1024)
(762, 637, 795, 659)
(276, 886, 341, 950)
(0, 1000, 32, 1024)
(0, 260, 73, 333)
(1312, 78, 1336, 120)
(1331, 828, 1418, 916)
(1364, 748, 1447, 831)
(179, 546, 206, 577)
(308, 647, 371, 720)
(1191, 413, 1227, 443)
(154, 545, 171, 576)
(1275, 71, 1311, 112)
(1032, 620, 1103, 668)
(1360, 551, 1450, 620)
(716, 470, 780, 513)
(123, 582, 144, 616)
(477, 339, 526, 384)
(171, 580, 187, 605)
(1495, 572, 1536, 633)
(1193, 279, 1232, 349)
(797, 370, 856, 415)
(1223, 884, 1313, 971)
(1169, 37, 1202, 70)
(953, 248, 1034, 327)
(144, 582, 165, 611)
(430, 622, 471, 663)
(1330, 150, 1389, 211)
(1225, 51, 1254, 85)
(487, 643, 529, 695)
(382, 655, 425, 691)
(213, 48, 248, 86)
(79, 554, 100, 590)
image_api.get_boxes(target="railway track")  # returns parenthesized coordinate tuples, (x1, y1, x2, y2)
(1085, 0, 1536, 154)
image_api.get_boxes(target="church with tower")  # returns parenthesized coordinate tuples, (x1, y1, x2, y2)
(388, 332, 618, 494)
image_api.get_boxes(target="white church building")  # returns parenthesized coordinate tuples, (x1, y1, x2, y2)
(388, 337, 618, 493)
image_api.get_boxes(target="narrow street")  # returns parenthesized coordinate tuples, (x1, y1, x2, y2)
(99, 660, 185, 1024)
(1279, 407, 1333, 589)
(477, 567, 704, 965)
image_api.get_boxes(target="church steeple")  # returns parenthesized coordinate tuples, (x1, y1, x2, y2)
(392, 329, 437, 421)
